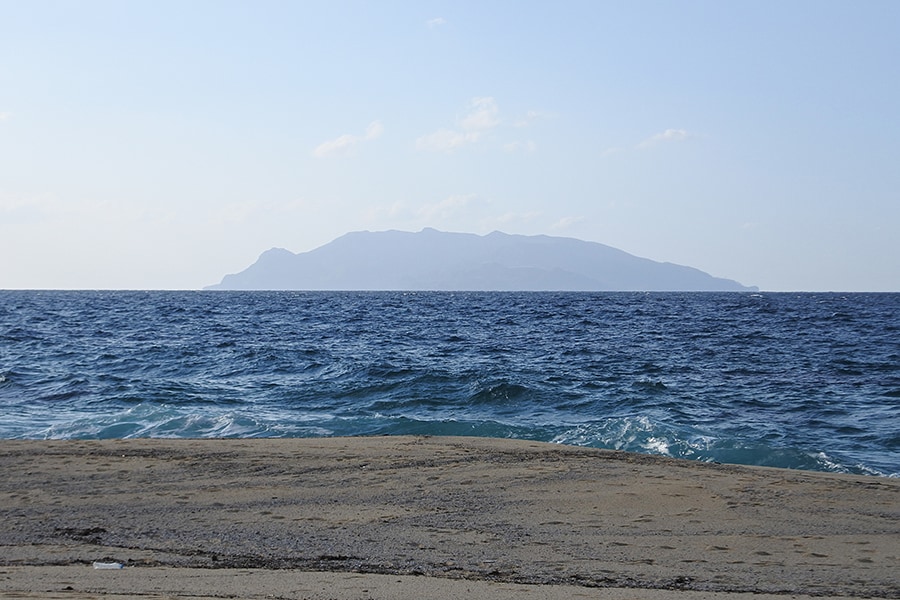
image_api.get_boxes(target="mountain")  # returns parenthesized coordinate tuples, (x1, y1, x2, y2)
(205, 228, 757, 291)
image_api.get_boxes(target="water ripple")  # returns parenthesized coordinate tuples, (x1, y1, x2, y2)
(1, 290, 897, 477)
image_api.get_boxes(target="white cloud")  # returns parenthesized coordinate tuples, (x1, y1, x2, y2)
(459, 97, 499, 131)
(513, 109, 553, 128)
(211, 197, 324, 227)
(313, 120, 384, 158)
(550, 215, 586, 231)
(215, 200, 259, 224)
(417, 193, 482, 220)
(364, 200, 407, 223)
(364, 120, 384, 139)
(504, 140, 537, 153)
(599, 146, 624, 158)
(427, 17, 447, 28)
(0, 112, 11, 121)
(637, 128, 693, 149)
(491, 210, 542, 226)
(0, 194, 47, 225)
(416, 97, 501, 152)
(416, 129, 480, 152)
(361, 193, 498, 232)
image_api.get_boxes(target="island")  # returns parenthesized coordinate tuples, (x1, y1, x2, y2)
(206, 228, 757, 291)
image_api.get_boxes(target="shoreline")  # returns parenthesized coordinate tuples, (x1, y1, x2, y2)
(1, 436, 898, 599)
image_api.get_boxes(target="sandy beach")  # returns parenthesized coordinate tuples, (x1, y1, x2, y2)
(1, 436, 897, 599)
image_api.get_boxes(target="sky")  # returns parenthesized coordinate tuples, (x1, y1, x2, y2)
(1, 1, 898, 291)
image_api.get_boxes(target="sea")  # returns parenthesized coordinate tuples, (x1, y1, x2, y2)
(1, 290, 897, 477)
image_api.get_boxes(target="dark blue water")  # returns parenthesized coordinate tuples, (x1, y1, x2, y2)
(1, 291, 897, 476)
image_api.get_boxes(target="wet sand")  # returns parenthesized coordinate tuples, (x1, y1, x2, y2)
(1, 436, 897, 599)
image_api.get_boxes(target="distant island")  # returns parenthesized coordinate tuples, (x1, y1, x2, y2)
(205, 228, 757, 292)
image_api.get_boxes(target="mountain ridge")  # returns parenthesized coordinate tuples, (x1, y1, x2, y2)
(205, 228, 757, 291)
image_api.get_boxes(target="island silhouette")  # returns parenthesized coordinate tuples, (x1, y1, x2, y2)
(205, 228, 757, 291)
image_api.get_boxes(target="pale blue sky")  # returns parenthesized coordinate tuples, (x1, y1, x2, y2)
(1, 1, 898, 290)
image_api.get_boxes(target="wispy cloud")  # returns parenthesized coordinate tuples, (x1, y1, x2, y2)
(364, 194, 483, 224)
(0, 112, 11, 121)
(416, 97, 500, 152)
(637, 128, 693, 149)
(459, 97, 499, 131)
(363, 196, 575, 237)
(504, 140, 537, 153)
(599, 128, 697, 158)
(491, 210, 542, 226)
(415, 129, 480, 152)
(313, 120, 384, 158)
(417, 193, 482, 220)
(550, 215, 586, 231)
(426, 17, 447, 28)
(599, 146, 625, 158)
(513, 109, 552, 128)
(0, 193, 47, 225)
(0, 192, 161, 228)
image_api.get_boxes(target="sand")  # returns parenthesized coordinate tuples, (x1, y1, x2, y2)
(0, 436, 897, 599)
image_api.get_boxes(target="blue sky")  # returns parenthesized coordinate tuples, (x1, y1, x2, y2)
(1, 0, 898, 290)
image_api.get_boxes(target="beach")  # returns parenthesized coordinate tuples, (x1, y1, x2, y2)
(1, 436, 897, 599)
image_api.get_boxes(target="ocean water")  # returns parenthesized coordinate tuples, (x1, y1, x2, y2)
(1, 290, 897, 477)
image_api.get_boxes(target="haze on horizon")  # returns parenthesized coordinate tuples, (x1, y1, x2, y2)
(1, 1, 898, 292)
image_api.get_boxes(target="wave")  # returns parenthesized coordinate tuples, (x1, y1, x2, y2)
(12, 402, 894, 478)
(3, 290, 898, 478)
